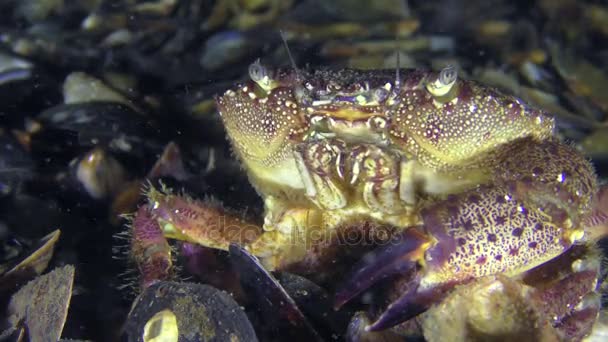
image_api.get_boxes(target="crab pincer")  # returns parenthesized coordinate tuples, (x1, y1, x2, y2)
(333, 228, 430, 310)
(334, 213, 465, 331)
(336, 179, 595, 331)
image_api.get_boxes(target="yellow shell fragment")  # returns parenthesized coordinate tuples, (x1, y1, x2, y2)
(143, 309, 179, 342)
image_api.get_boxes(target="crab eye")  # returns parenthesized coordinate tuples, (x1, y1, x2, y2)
(248, 60, 268, 82)
(248, 60, 277, 94)
(426, 65, 458, 98)
(439, 65, 458, 87)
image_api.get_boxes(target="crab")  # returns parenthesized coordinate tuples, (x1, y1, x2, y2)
(129, 62, 608, 339)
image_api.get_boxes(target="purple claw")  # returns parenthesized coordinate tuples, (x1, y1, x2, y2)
(334, 228, 429, 309)
(366, 281, 423, 331)
(367, 282, 455, 331)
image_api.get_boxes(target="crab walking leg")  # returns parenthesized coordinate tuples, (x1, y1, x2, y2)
(131, 185, 336, 277)
(492, 137, 598, 230)
(130, 206, 173, 288)
(129, 187, 264, 287)
(534, 267, 602, 340)
(144, 187, 263, 249)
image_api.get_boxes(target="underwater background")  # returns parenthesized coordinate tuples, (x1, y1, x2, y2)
(1, 0, 608, 341)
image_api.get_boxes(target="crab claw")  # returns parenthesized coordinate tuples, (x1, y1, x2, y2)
(366, 280, 456, 331)
(334, 228, 430, 310)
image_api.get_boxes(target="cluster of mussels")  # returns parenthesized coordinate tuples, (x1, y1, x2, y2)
(0, 0, 608, 341)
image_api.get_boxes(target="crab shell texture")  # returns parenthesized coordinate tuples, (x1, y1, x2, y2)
(216, 64, 597, 268)
(216, 66, 555, 206)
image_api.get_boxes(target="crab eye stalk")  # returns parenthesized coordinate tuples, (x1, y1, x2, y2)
(248, 60, 277, 94)
(426, 65, 458, 98)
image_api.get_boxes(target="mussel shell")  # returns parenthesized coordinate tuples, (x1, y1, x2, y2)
(0, 132, 34, 196)
(32, 101, 166, 167)
(21, 145, 133, 211)
(126, 281, 257, 342)
(288, 0, 408, 23)
(277, 272, 352, 339)
(67, 147, 129, 200)
(0, 63, 61, 126)
(0, 229, 60, 295)
(0, 326, 25, 342)
(200, 31, 261, 71)
(229, 244, 323, 341)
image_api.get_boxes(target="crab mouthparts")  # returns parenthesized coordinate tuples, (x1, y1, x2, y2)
(307, 109, 390, 145)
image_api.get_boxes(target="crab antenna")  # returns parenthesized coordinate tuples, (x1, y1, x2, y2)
(394, 33, 401, 91)
(279, 30, 301, 80)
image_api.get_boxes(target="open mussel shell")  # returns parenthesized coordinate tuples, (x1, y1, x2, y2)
(0, 229, 60, 296)
(277, 272, 352, 339)
(32, 101, 165, 163)
(126, 281, 257, 342)
(228, 244, 323, 341)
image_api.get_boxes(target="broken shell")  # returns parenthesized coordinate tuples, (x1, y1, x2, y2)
(63, 72, 136, 110)
(6, 265, 75, 342)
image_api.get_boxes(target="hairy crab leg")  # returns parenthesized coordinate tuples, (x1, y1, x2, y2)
(522, 243, 603, 340)
(131, 185, 348, 283)
(143, 187, 262, 249)
(129, 186, 263, 288)
(130, 206, 173, 288)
